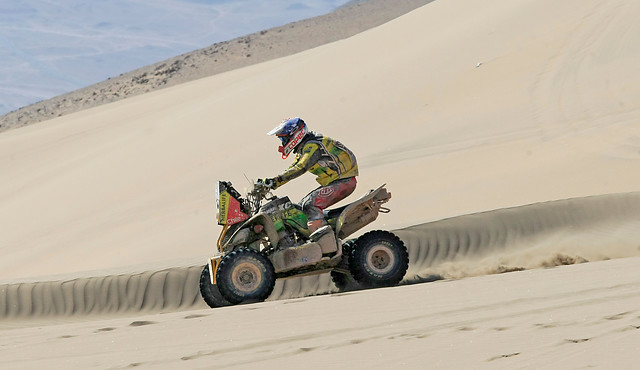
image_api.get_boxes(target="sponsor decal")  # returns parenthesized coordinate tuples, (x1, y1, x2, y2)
(318, 187, 335, 197)
(226, 215, 247, 224)
(218, 191, 248, 225)
(282, 128, 306, 156)
(218, 191, 229, 224)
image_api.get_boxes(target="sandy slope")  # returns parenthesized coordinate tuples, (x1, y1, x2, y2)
(2, 0, 640, 281)
(1, 0, 640, 368)
(2, 257, 640, 369)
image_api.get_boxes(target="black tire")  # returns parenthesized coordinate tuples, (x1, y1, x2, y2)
(330, 271, 361, 292)
(216, 248, 276, 305)
(330, 239, 361, 292)
(349, 230, 409, 288)
(199, 264, 232, 308)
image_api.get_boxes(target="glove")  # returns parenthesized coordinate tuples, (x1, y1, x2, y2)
(259, 178, 277, 190)
(265, 178, 277, 189)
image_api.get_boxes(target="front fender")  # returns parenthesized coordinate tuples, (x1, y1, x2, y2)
(221, 213, 280, 251)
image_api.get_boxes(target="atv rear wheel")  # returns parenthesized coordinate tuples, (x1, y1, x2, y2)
(217, 248, 276, 305)
(349, 230, 408, 288)
(199, 264, 231, 308)
(330, 271, 360, 292)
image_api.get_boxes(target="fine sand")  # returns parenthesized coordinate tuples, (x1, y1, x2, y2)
(2, 257, 639, 369)
(2, 0, 640, 368)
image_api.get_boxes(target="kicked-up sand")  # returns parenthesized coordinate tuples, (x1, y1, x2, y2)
(2, 0, 640, 368)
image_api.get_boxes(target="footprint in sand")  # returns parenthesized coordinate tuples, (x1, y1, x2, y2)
(243, 306, 262, 311)
(492, 327, 510, 331)
(487, 352, 521, 362)
(298, 347, 316, 353)
(564, 338, 590, 344)
(390, 333, 428, 340)
(604, 311, 631, 321)
(283, 299, 308, 305)
(94, 327, 116, 333)
(616, 325, 640, 332)
(184, 314, 209, 319)
(457, 326, 476, 331)
(129, 321, 156, 327)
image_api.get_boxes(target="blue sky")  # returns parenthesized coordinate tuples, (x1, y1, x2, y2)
(0, 0, 351, 115)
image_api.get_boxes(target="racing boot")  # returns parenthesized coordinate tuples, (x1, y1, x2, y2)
(307, 219, 326, 233)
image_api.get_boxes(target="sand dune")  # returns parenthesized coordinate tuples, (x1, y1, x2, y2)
(2, 0, 640, 282)
(3, 191, 639, 321)
(398, 191, 640, 280)
(0, 266, 206, 320)
(2, 0, 640, 367)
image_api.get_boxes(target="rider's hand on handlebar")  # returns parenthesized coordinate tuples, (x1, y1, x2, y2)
(265, 178, 277, 189)
(259, 178, 277, 190)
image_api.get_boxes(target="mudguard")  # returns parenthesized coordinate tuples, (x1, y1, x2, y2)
(335, 184, 391, 239)
(221, 213, 280, 252)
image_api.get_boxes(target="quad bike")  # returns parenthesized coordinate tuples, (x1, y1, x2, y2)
(199, 180, 409, 307)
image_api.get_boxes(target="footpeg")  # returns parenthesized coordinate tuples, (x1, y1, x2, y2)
(310, 225, 338, 255)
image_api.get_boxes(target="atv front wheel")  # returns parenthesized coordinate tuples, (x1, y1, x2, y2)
(199, 264, 231, 308)
(349, 230, 408, 288)
(216, 248, 276, 305)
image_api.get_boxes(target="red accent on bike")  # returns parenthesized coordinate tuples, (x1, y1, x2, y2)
(226, 196, 249, 225)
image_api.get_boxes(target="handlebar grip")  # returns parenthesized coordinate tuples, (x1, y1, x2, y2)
(264, 178, 275, 189)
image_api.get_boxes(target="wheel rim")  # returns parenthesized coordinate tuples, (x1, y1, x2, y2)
(366, 243, 396, 275)
(231, 261, 263, 293)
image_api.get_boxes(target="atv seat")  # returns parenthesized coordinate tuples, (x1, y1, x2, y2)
(291, 202, 344, 221)
(323, 186, 389, 221)
(323, 205, 348, 220)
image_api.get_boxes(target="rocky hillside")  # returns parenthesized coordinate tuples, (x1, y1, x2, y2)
(0, 0, 432, 133)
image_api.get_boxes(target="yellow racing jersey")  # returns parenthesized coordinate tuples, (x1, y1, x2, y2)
(275, 133, 358, 188)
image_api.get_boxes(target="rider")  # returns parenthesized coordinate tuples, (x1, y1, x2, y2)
(263, 117, 358, 236)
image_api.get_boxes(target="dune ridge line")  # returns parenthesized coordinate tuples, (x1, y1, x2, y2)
(3, 191, 639, 321)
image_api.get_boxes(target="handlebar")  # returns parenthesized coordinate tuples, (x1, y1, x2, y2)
(248, 180, 274, 210)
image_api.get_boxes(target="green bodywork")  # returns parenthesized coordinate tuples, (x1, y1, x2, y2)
(219, 184, 390, 253)
(273, 206, 308, 234)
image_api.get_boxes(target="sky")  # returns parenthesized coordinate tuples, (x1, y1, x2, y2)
(0, 0, 352, 116)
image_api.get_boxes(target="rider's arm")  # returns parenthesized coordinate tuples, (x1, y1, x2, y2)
(274, 142, 320, 188)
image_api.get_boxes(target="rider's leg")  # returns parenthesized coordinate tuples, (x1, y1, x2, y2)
(300, 177, 357, 232)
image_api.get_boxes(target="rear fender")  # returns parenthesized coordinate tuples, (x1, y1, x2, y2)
(335, 184, 391, 239)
